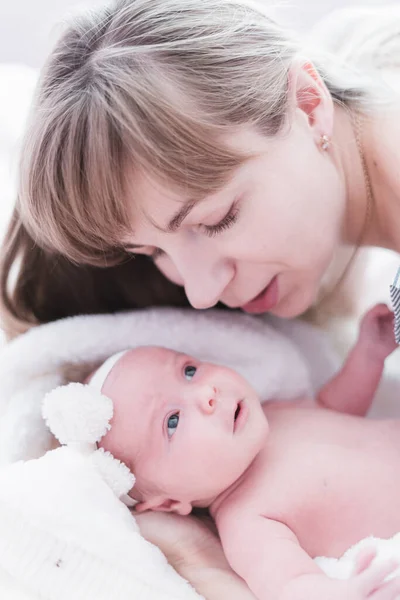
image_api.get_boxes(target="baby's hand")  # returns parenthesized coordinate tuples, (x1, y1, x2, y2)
(358, 304, 398, 361)
(346, 547, 400, 598)
(282, 551, 400, 600)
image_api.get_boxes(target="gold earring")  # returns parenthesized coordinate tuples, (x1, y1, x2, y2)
(319, 134, 331, 151)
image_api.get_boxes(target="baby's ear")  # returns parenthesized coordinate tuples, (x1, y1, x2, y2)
(135, 496, 192, 515)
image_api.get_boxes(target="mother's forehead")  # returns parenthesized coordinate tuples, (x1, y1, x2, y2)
(129, 170, 195, 214)
(125, 125, 264, 215)
(126, 172, 209, 234)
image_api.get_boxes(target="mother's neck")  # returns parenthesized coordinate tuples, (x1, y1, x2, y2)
(333, 103, 400, 253)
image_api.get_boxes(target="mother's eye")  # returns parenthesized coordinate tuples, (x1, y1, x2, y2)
(201, 203, 240, 238)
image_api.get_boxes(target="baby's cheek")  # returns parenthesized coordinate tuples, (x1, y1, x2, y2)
(98, 427, 136, 473)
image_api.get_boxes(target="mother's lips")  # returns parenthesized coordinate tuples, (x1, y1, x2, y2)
(241, 276, 279, 314)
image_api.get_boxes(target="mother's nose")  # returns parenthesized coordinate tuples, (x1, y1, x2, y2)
(180, 252, 234, 310)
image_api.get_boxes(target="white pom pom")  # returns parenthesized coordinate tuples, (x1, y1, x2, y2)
(92, 448, 135, 498)
(42, 382, 113, 445)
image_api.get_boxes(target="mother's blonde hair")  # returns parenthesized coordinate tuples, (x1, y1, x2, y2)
(1, 0, 400, 338)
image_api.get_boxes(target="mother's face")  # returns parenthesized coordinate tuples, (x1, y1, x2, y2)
(124, 121, 346, 318)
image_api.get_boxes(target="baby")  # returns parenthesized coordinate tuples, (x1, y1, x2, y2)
(93, 303, 400, 600)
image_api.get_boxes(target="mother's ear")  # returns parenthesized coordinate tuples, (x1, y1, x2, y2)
(135, 496, 193, 516)
(287, 60, 334, 141)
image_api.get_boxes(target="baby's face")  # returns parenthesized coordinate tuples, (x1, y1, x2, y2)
(100, 346, 268, 509)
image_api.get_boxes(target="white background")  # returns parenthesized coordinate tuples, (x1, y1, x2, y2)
(0, 0, 399, 67)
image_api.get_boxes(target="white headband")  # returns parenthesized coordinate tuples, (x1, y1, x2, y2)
(89, 350, 129, 392)
(86, 349, 137, 506)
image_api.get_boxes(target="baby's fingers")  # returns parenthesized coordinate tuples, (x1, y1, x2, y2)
(354, 547, 377, 575)
(370, 304, 392, 317)
(371, 573, 400, 599)
(358, 560, 399, 595)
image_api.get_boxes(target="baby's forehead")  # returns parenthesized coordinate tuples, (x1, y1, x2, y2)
(108, 346, 179, 388)
(121, 346, 178, 369)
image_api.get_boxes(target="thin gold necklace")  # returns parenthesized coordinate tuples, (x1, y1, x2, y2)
(318, 109, 374, 309)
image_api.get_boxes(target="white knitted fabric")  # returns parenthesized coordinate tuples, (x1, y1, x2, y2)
(0, 379, 201, 600)
(0, 448, 200, 600)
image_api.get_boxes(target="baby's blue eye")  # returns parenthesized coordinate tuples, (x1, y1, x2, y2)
(167, 413, 179, 438)
(184, 365, 197, 380)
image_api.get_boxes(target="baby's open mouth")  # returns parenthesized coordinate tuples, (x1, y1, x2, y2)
(233, 401, 243, 432)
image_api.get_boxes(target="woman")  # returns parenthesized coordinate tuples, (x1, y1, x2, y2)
(1, 0, 400, 596)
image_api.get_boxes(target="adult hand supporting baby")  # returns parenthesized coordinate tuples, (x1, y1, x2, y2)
(135, 511, 256, 600)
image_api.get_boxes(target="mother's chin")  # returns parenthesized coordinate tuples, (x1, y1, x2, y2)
(264, 280, 320, 319)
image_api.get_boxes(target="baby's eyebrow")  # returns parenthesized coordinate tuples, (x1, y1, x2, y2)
(169, 350, 182, 373)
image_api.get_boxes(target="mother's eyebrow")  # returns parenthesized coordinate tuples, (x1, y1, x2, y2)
(123, 199, 202, 250)
(159, 199, 198, 233)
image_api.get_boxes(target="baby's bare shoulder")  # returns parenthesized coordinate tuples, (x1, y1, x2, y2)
(215, 496, 257, 543)
(214, 474, 276, 537)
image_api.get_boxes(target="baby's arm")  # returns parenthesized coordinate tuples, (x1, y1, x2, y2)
(317, 304, 397, 416)
(218, 513, 400, 600)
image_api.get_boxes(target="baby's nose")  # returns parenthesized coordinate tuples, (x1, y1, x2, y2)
(198, 386, 217, 414)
